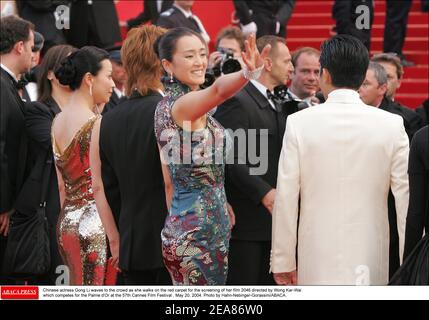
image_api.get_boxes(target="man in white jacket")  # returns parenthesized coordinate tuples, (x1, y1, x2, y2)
(271, 35, 409, 285)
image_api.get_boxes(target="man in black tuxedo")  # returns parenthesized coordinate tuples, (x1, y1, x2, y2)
(126, 0, 173, 29)
(156, 0, 210, 43)
(214, 36, 295, 285)
(233, 0, 296, 38)
(0, 15, 34, 283)
(67, 0, 121, 49)
(332, 0, 374, 50)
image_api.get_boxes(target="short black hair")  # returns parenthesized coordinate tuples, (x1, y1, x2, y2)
(54, 46, 109, 90)
(0, 15, 34, 54)
(320, 35, 369, 89)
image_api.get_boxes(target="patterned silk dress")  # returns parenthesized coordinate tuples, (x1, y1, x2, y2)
(154, 82, 232, 285)
(52, 114, 116, 285)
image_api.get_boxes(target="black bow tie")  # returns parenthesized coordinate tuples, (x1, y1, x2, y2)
(266, 89, 283, 112)
(266, 89, 277, 101)
(15, 78, 28, 90)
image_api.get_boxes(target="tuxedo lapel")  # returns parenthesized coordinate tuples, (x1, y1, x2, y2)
(1, 68, 25, 116)
(244, 82, 271, 110)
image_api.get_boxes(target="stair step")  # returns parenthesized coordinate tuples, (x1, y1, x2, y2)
(286, 37, 429, 53)
(395, 93, 428, 109)
(288, 24, 429, 38)
(371, 50, 429, 65)
(397, 79, 429, 94)
(293, 1, 423, 14)
(289, 11, 429, 25)
(401, 65, 429, 78)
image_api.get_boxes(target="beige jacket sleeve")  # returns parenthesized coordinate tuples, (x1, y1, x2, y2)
(271, 117, 300, 273)
(390, 119, 410, 264)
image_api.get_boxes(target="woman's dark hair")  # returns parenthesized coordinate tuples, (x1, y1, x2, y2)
(320, 35, 369, 90)
(38, 44, 78, 103)
(154, 27, 206, 62)
(54, 46, 109, 90)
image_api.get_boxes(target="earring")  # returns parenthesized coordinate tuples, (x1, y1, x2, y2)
(169, 73, 174, 83)
(89, 84, 93, 97)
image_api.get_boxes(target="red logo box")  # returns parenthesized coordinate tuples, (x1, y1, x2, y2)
(1, 286, 39, 300)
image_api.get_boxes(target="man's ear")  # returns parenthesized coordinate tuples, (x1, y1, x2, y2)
(264, 57, 273, 72)
(379, 83, 388, 96)
(321, 68, 332, 86)
(13, 41, 24, 55)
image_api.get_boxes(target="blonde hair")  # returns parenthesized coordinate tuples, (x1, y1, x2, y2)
(121, 25, 167, 96)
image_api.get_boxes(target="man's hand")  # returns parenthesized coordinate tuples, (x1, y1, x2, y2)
(261, 189, 276, 214)
(208, 51, 223, 69)
(0, 210, 14, 236)
(273, 271, 297, 285)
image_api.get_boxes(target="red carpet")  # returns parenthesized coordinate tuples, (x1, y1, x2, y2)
(116, 0, 428, 108)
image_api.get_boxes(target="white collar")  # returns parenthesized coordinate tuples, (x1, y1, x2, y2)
(1, 63, 18, 81)
(250, 80, 276, 110)
(287, 88, 302, 101)
(173, 4, 192, 18)
(113, 87, 125, 98)
(287, 88, 317, 107)
(326, 89, 362, 104)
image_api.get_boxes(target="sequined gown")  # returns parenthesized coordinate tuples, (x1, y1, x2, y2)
(154, 82, 231, 285)
(52, 115, 116, 285)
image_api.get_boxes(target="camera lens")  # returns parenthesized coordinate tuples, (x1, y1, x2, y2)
(221, 58, 241, 75)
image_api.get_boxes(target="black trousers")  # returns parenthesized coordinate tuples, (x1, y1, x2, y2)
(388, 191, 400, 279)
(122, 267, 172, 285)
(383, 0, 413, 55)
(226, 239, 275, 285)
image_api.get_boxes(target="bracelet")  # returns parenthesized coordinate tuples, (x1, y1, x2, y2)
(242, 65, 264, 80)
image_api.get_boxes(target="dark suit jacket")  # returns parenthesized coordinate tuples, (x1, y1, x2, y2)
(14, 98, 62, 273)
(214, 82, 297, 241)
(99, 91, 167, 272)
(156, 6, 201, 33)
(233, 0, 296, 37)
(15, 98, 60, 223)
(379, 96, 423, 140)
(404, 125, 429, 259)
(415, 99, 429, 127)
(68, 0, 121, 48)
(127, 0, 173, 29)
(17, 0, 67, 53)
(0, 68, 28, 214)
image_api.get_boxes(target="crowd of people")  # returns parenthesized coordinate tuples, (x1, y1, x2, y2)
(0, 1, 428, 286)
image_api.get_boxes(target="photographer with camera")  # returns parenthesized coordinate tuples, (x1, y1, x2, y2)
(204, 27, 245, 88)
